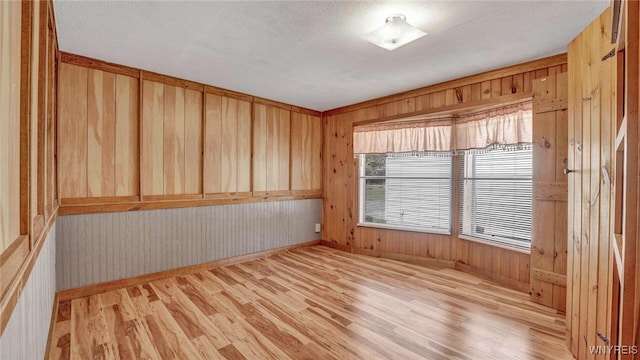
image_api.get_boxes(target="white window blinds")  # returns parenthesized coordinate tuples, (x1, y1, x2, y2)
(359, 153, 453, 234)
(459, 148, 533, 248)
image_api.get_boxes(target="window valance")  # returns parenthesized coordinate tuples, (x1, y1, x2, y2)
(353, 101, 532, 154)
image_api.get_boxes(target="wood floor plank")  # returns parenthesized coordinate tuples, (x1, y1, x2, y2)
(50, 246, 572, 360)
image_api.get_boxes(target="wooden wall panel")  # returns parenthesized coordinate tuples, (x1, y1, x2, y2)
(0, 0, 22, 251)
(291, 113, 322, 193)
(114, 75, 139, 197)
(530, 73, 568, 311)
(58, 54, 321, 214)
(323, 55, 568, 289)
(142, 80, 164, 196)
(204, 94, 251, 196)
(87, 69, 116, 197)
(2, 0, 59, 338)
(141, 82, 202, 197)
(162, 85, 185, 195)
(253, 104, 290, 194)
(566, 8, 615, 359)
(184, 89, 202, 194)
(59, 68, 140, 200)
(58, 63, 88, 199)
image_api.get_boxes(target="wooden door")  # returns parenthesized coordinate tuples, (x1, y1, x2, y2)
(530, 73, 569, 311)
(566, 7, 617, 359)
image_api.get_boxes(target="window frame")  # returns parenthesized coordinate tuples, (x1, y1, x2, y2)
(458, 148, 534, 251)
(356, 153, 454, 236)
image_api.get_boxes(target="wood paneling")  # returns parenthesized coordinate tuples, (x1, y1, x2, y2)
(530, 73, 568, 311)
(204, 94, 251, 195)
(59, 66, 140, 200)
(114, 75, 139, 196)
(566, 7, 616, 358)
(58, 54, 321, 213)
(291, 112, 322, 193)
(142, 80, 164, 196)
(253, 103, 290, 194)
(87, 69, 116, 197)
(0, 0, 23, 252)
(323, 55, 567, 288)
(58, 63, 88, 199)
(48, 246, 572, 360)
(1, 0, 59, 338)
(141, 81, 202, 196)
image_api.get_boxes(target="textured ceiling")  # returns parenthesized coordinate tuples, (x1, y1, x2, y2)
(54, 1, 609, 111)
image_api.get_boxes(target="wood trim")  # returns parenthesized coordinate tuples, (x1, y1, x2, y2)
(60, 52, 139, 78)
(534, 97, 568, 113)
(323, 54, 566, 116)
(454, 262, 530, 293)
(20, 0, 32, 236)
(252, 190, 292, 197)
(205, 192, 253, 199)
(532, 268, 568, 286)
(141, 71, 204, 92)
(56, 239, 322, 301)
(0, 210, 57, 335)
(319, 240, 352, 253)
(457, 234, 531, 255)
(58, 193, 322, 215)
(60, 196, 140, 205)
(134, 194, 203, 202)
(204, 85, 253, 103)
(0, 236, 29, 300)
(253, 96, 294, 111)
(352, 248, 456, 269)
(351, 92, 533, 127)
(291, 106, 322, 117)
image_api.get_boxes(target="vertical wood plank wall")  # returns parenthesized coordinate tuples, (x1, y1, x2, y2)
(530, 73, 569, 311)
(0, 0, 59, 337)
(566, 8, 615, 359)
(0, 0, 22, 253)
(322, 55, 568, 290)
(57, 54, 323, 214)
(204, 94, 252, 196)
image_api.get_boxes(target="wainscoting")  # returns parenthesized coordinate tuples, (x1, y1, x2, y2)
(0, 223, 57, 360)
(56, 199, 321, 290)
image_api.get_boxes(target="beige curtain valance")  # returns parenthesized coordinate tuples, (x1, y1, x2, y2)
(353, 101, 532, 155)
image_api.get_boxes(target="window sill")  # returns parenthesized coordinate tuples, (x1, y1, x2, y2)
(457, 234, 531, 254)
(356, 222, 451, 236)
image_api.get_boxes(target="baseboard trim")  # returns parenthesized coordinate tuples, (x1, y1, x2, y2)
(319, 240, 352, 253)
(352, 248, 456, 269)
(57, 239, 321, 301)
(454, 263, 530, 293)
(330, 245, 530, 293)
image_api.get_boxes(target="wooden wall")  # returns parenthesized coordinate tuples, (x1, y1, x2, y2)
(0, 0, 59, 335)
(57, 54, 323, 214)
(566, 8, 616, 359)
(322, 54, 568, 291)
(530, 73, 569, 312)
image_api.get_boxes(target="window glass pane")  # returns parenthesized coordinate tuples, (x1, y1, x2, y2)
(360, 154, 452, 234)
(460, 148, 532, 248)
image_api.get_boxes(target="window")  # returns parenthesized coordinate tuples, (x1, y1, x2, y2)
(459, 148, 533, 249)
(358, 153, 453, 234)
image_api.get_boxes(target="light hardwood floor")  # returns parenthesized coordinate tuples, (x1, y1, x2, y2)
(48, 246, 573, 359)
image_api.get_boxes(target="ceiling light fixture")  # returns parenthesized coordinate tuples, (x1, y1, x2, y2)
(364, 14, 427, 51)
